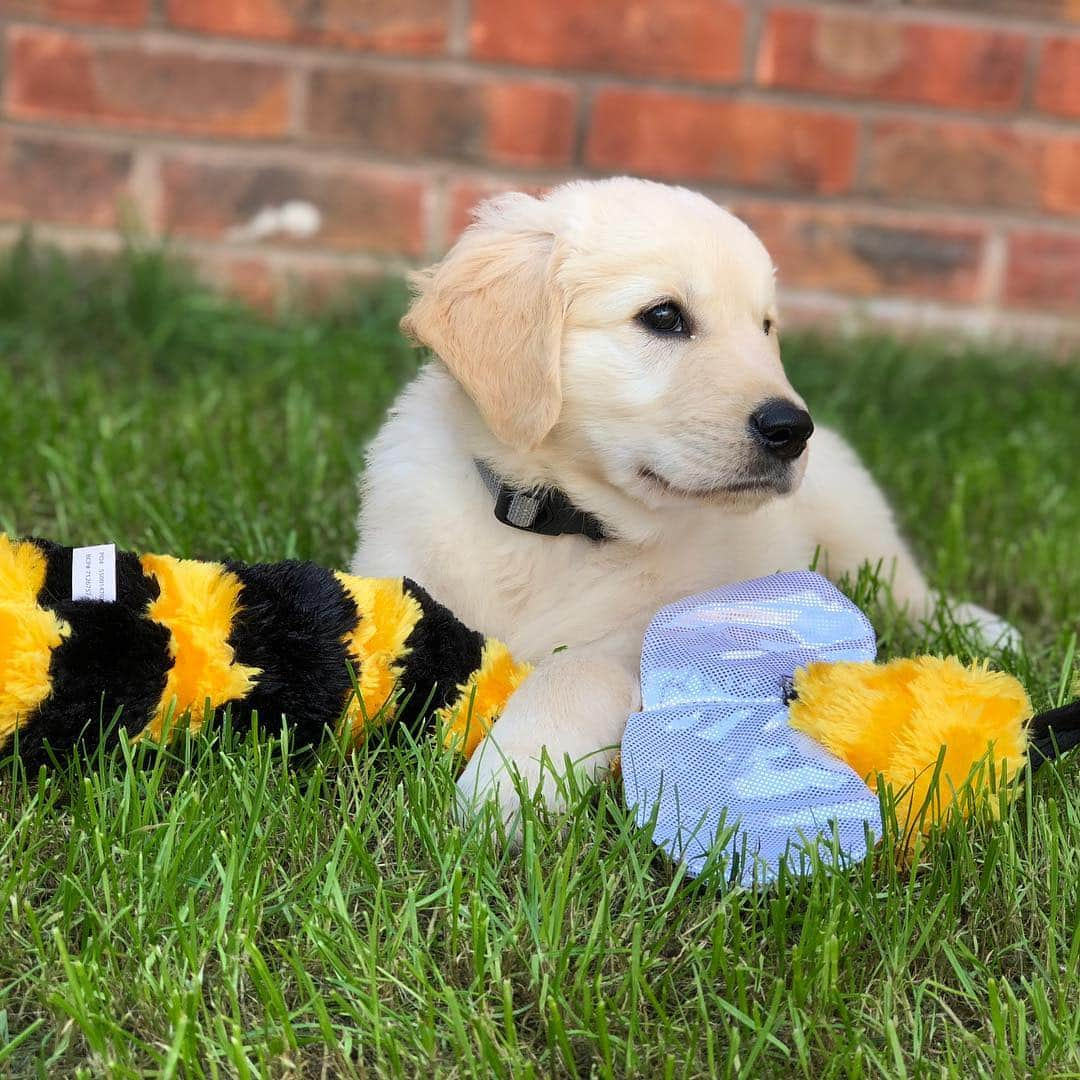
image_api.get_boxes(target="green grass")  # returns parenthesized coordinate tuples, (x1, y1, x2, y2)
(1, 241, 1078, 1077)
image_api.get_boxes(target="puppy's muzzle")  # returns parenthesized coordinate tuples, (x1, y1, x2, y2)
(749, 399, 814, 461)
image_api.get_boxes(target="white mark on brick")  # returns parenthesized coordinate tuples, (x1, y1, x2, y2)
(228, 200, 322, 243)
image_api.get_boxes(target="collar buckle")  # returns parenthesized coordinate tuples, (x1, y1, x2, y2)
(479, 461, 611, 543)
(492, 485, 548, 533)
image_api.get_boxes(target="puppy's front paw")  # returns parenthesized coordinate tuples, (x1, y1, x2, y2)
(951, 601, 1021, 650)
(451, 643, 636, 840)
(454, 739, 563, 842)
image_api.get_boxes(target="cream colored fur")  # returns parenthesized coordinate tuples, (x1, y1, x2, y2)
(351, 178, 1014, 830)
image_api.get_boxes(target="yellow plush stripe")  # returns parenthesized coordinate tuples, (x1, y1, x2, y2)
(0, 535, 70, 746)
(140, 554, 261, 740)
(334, 574, 424, 742)
(790, 656, 1031, 838)
(437, 639, 532, 761)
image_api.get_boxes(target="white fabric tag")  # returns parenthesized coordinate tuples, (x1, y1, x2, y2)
(71, 544, 117, 602)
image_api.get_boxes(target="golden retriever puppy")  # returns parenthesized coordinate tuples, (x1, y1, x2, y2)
(352, 177, 1012, 827)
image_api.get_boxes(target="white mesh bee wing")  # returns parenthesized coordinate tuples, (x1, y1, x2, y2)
(622, 571, 883, 888)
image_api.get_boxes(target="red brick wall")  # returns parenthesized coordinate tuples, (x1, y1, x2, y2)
(1, 0, 1078, 341)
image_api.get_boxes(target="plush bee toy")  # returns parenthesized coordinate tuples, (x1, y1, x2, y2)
(2, 534, 1077, 878)
(621, 572, 1079, 883)
(0, 534, 529, 769)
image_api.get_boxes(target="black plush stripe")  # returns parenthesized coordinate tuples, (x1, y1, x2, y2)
(1028, 700, 1080, 767)
(13, 538, 172, 769)
(218, 560, 358, 747)
(394, 578, 486, 734)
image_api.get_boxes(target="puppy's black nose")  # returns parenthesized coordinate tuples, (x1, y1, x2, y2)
(749, 399, 814, 460)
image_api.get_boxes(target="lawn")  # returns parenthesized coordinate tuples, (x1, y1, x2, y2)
(0, 242, 1078, 1077)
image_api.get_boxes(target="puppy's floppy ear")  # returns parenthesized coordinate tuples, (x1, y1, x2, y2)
(401, 193, 564, 451)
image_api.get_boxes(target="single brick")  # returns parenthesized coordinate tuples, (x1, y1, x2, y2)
(485, 84, 578, 168)
(470, 0, 743, 84)
(586, 88, 857, 195)
(1043, 137, 1080, 214)
(1004, 231, 1080, 310)
(6, 27, 289, 138)
(1035, 37, 1080, 119)
(166, 0, 447, 55)
(0, 0, 146, 25)
(0, 132, 134, 227)
(735, 202, 986, 302)
(305, 69, 575, 168)
(160, 156, 427, 255)
(758, 9, 1026, 111)
(865, 119, 1042, 210)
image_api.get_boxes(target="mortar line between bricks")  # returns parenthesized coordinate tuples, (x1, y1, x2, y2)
(776, 285, 1080, 339)
(0, 222, 124, 253)
(178, 237, 415, 275)
(447, 0, 471, 59)
(822, 288, 1080, 326)
(852, 114, 874, 196)
(128, 147, 163, 233)
(0, 114, 583, 179)
(423, 169, 452, 260)
(3, 115, 1079, 238)
(570, 85, 593, 171)
(0, 218, 418, 274)
(286, 65, 306, 143)
(1020, 31, 1044, 113)
(978, 228, 1010, 308)
(742, 2, 765, 85)
(775, 285, 1033, 321)
(3, 18, 1077, 135)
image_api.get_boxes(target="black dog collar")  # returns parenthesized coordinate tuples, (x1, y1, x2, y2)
(475, 460, 612, 542)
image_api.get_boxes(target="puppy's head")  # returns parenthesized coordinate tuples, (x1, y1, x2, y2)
(402, 178, 811, 511)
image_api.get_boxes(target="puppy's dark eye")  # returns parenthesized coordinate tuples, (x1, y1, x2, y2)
(763, 318, 773, 336)
(639, 301, 688, 336)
